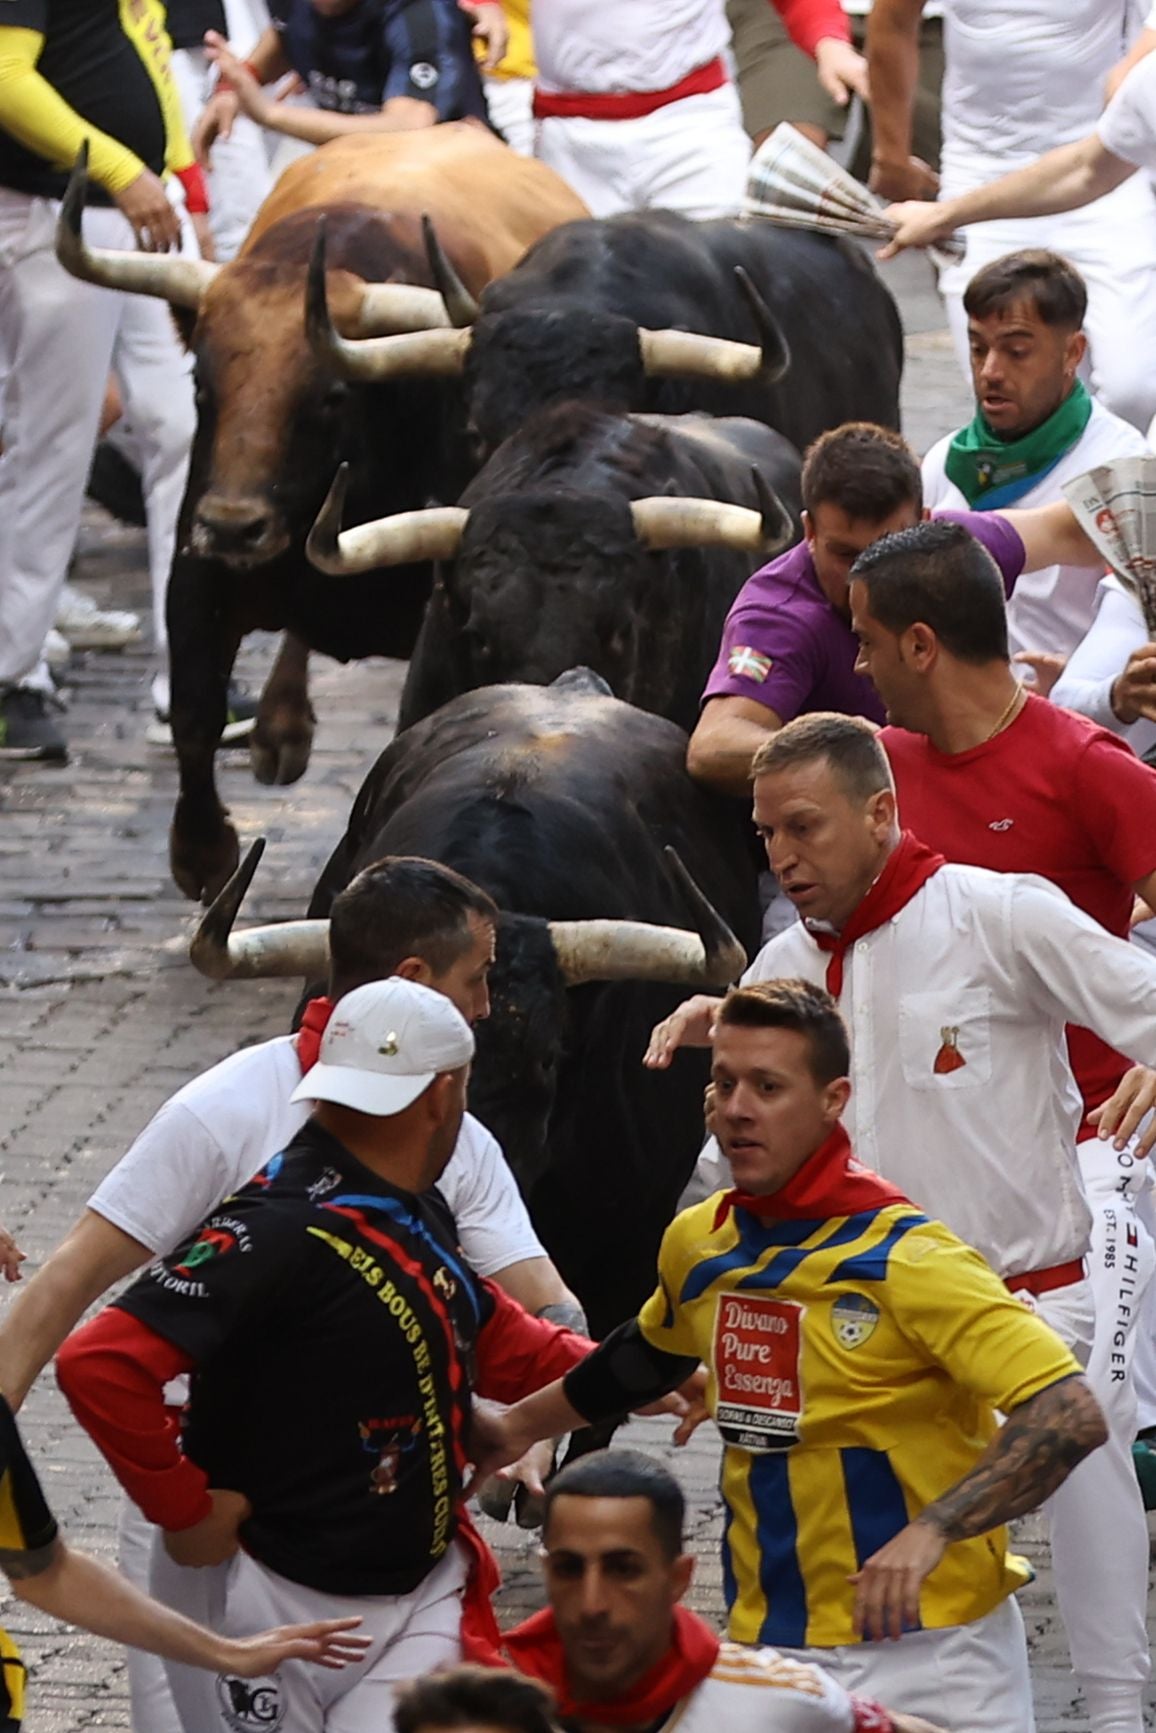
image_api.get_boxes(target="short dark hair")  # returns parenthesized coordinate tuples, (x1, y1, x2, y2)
(801, 423, 922, 522)
(964, 249, 1087, 331)
(543, 1449, 685, 1561)
(717, 979, 850, 1085)
(750, 712, 893, 802)
(851, 520, 1009, 663)
(394, 1667, 559, 1733)
(329, 857, 498, 996)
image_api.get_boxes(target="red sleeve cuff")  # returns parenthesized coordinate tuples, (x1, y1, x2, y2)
(175, 163, 210, 216)
(773, 0, 850, 56)
(56, 1309, 211, 1532)
(475, 1281, 594, 1404)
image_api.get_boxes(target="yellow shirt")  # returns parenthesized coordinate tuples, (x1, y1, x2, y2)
(638, 1197, 1080, 1648)
(486, 0, 534, 84)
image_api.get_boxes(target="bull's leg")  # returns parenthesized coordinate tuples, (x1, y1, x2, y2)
(250, 632, 315, 787)
(167, 556, 245, 902)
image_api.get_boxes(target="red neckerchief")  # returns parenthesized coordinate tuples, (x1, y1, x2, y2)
(294, 995, 335, 1073)
(502, 1605, 720, 1727)
(713, 1124, 910, 1229)
(809, 831, 945, 997)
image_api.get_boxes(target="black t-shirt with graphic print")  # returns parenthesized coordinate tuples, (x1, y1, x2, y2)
(269, 0, 489, 121)
(115, 1120, 492, 1596)
(0, 0, 167, 199)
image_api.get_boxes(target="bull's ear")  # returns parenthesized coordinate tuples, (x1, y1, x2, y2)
(170, 305, 198, 351)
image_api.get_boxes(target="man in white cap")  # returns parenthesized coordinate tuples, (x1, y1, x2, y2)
(57, 977, 596, 1733)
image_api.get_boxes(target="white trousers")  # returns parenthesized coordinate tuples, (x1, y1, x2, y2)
(0, 191, 195, 685)
(119, 1498, 183, 1733)
(534, 83, 751, 218)
(170, 45, 272, 262)
(1035, 1133, 1155, 1733)
(149, 1532, 466, 1733)
(485, 77, 536, 157)
(778, 1595, 1034, 1733)
(937, 174, 1156, 432)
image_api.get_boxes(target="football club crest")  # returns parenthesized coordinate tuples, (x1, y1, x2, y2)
(831, 1293, 879, 1350)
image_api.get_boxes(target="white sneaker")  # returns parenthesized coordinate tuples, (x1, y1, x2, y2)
(42, 628, 71, 673)
(55, 582, 141, 649)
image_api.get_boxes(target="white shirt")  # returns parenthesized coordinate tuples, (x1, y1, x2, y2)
(532, 0, 729, 96)
(1099, 48, 1156, 173)
(940, 0, 1138, 190)
(922, 398, 1149, 659)
(701, 864, 1156, 1278)
(1052, 575, 1156, 760)
(88, 1035, 546, 1277)
(669, 1645, 859, 1733)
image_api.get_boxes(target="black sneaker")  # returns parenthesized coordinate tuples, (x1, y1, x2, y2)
(0, 688, 68, 762)
(146, 683, 258, 749)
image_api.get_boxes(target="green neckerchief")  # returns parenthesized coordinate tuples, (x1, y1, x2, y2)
(943, 379, 1094, 509)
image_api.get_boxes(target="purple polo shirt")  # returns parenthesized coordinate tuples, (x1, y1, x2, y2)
(701, 510, 1027, 725)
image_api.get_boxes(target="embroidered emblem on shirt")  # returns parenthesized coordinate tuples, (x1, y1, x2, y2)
(728, 645, 772, 682)
(987, 818, 1015, 832)
(933, 1026, 967, 1074)
(410, 61, 439, 88)
(831, 1292, 879, 1349)
(215, 1673, 285, 1732)
(433, 1266, 457, 1301)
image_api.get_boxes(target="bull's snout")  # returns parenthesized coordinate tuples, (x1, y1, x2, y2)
(190, 494, 288, 567)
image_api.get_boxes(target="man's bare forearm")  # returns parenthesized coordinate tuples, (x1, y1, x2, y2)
(0, 1213, 151, 1409)
(866, 0, 922, 168)
(262, 97, 437, 144)
(945, 137, 1134, 228)
(918, 1376, 1106, 1541)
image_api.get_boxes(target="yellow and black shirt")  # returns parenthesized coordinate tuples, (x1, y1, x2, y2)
(0, 1394, 61, 1729)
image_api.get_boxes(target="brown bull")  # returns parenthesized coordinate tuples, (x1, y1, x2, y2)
(56, 125, 588, 904)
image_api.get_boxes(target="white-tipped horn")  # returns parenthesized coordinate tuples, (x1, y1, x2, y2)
(189, 838, 331, 980)
(637, 327, 764, 383)
(547, 919, 743, 988)
(630, 496, 779, 553)
(56, 145, 218, 309)
(307, 466, 468, 574)
(354, 282, 455, 335)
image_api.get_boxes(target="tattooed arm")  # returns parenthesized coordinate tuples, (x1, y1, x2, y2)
(850, 1374, 1106, 1641)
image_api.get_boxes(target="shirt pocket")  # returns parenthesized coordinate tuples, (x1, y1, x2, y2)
(897, 987, 992, 1089)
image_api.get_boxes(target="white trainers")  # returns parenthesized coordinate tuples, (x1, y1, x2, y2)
(55, 582, 142, 650)
(42, 628, 71, 674)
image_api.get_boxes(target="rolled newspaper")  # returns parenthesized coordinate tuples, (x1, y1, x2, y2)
(743, 123, 965, 264)
(1063, 456, 1156, 636)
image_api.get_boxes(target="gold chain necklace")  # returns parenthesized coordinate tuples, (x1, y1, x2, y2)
(985, 683, 1026, 743)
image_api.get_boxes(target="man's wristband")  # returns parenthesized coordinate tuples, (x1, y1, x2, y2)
(219, 60, 265, 91)
(176, 163, 210, 215)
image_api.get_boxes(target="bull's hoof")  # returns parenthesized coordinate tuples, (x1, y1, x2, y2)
(475, 1475, 517, 1522)
(250, 719, 314, 787)
(515, 1485, 547, 1530)
(170, 820, 241, 905)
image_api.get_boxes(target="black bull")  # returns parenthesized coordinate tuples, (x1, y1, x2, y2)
(321, 209, 904, 456)
(310, 405, 803, 735)
(307, 675, 762, 1334)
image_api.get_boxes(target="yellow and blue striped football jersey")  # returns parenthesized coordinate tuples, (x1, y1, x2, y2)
(638, 1196, 1080, 1650)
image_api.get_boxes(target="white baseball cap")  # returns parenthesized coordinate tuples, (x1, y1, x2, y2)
(290, 977, 475, 1117)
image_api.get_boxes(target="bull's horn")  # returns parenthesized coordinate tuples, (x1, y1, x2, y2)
(422, 213, 480, 328)
(56, 145, 218, 309)
(548, 849, 745, 988)
(307, 239, 472, 381)
(307, 465, 468, 573)
(637, 326, 764, 384)
(630, 486, 791, 553)
(734, 267, 791, 384)
(189, 838, 330, 980)
(306, 225, 454, 355)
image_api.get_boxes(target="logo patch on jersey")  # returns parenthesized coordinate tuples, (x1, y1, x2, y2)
(987, 817, 1015, 832)
(933, 1025, 966, 1074)
(410, 60, 439, 89)
(215, 1673, 284, 1730)
(713, 1294, 804, 1451)
(728, 645, 772, 683)
(359, 1415, 422, 1496)
(171, 1217, 251, 1278)
(433, 1266, 457, 1301)
(831, 1292, 879, 1349)
(306, 1166, 342, 1201)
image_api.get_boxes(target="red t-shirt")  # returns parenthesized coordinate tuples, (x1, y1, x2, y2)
(883, 695, 1156, 1118)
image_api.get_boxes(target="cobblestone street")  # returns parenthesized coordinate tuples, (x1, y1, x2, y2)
(1, 251, 1153, 1730)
